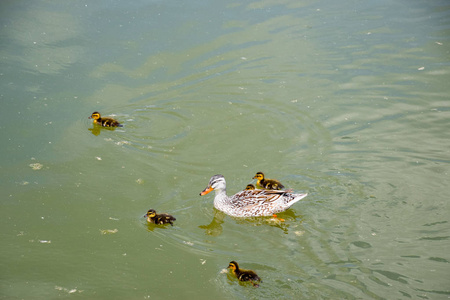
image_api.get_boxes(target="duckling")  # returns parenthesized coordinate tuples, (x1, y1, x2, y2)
(244, 184, 256, 190)
(253, 172, 285, 190)
(89, 111, 123, 127)
(144, 209, 176, 226)
(227, 261, 261, 287)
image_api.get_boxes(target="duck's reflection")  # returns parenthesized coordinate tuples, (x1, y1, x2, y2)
(88, 126, 117, 136)
(199, 209, 226, 236)
(199, 209, 302, 236)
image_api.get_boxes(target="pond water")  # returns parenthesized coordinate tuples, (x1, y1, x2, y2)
(1, 0, 449, 299)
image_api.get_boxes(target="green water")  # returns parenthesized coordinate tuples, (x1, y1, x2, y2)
(1, 0, 449, 299)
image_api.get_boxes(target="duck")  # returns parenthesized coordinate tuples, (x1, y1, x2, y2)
(200, 174, 307, 217)
(144, 209, 176, 226)
(89, 111, 123, 127)
(227, 261, 261, 287)
(244, 184, 255, 190)
(253, 172, 285, 190)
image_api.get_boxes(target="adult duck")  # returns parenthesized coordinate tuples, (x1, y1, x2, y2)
(200, 174, 307, 217)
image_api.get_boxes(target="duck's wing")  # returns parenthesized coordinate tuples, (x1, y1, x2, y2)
(235, 189, 287, 201)
(99, 117, 120, 127)
(162, 214, 176, 221)
(228, 190, 289, 214)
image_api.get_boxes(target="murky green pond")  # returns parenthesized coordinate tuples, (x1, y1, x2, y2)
(1, 0, 449, 299)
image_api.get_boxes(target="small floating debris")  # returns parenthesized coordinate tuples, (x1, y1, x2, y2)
(95, 156, 102, 161)
(294, 231, 305, 237)
(136, 178, 144, 184)
(39, 240, 51, 244)
(418, 67, 425, 71)
(55, 286, 83, 294)
(100, 229, 118, 235)
(115, 141, 131, 146)
(183, 241, 194, 246)
(29, 163, 43, 170)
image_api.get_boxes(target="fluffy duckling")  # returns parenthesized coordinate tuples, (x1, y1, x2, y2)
(244, 184, 256, 190)
(253, 172, 285, 190)
(227, 261, 261, 287)
(144, 209, 176, 226)
(89, 111, 123, 127)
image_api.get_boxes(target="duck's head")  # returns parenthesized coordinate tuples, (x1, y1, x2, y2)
(144, 209, 156, 218)
(200, 174, 226, 196)
(228, 261, 239, 271)
(89, 112, 101, 120)
(253, 172, 265, 181)
(245, 184, 255, 190)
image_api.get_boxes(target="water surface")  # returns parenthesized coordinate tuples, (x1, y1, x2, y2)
(1, 0, 449, 299)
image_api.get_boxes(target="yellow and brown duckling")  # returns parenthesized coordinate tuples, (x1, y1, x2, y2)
(244, 184, 256, 190)
(144, 209, 176, 226)
(227, 261, 261, 287)
(89, 111, 123, 127)
(253, 172, 285, 190)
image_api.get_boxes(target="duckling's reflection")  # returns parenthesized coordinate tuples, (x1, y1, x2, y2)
(145, 223, 174, 232)
(199, 209, 302, 236)
(88, 126, 117, 136)
(145, 223, 158, 232)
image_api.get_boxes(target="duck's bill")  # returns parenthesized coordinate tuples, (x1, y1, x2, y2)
(200, 186, 213, 196)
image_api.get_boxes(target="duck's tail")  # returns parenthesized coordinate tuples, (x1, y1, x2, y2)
(285, 193, 307, 207)
(293, 193, 308, 202)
